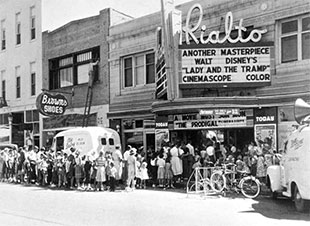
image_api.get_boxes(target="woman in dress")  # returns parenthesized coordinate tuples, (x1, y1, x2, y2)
(74, 150, 83, 190)
(126, 149, 136, 191)
(170, 144, 183, 183)
(111, 145, 123, 185)
(95, 151, 106, 191)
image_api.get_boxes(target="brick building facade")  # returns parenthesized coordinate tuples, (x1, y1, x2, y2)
(41, 9, 132, 147)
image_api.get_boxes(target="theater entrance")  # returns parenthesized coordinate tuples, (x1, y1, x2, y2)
(171, 127, 253, 151)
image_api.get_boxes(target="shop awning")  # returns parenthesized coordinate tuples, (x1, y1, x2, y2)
(127, 134, 143, 144)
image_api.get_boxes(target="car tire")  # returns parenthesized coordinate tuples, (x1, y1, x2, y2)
(294, 185, 310, 212)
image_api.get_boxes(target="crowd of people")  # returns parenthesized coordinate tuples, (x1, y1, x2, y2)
(148, 138, 282, 186)
(0, 145, 124, 191)
(0, 138, 282, 192)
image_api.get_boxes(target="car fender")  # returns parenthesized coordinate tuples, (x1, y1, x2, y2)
(266, 165, 282, 192)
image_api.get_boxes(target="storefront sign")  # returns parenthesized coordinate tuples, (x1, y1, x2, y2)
(181, 46, 271, 85)
(156, 116, 169, 129)
(174, 117, 247, 130)
(254, 107, 277, 124)
(36, 92, 68, 116)
(200, 108, 240, 116)
(180, 4, 267, 45)
(173, 111, 247, 130)
(43, 113, 97, 130)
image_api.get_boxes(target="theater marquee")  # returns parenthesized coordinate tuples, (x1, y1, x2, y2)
(181, 45, 271, 86)
(179, 3, 272, 87)
(172, 109, 251, 130)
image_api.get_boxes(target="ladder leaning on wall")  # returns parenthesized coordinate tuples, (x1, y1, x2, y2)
(82, 59, 99, 127)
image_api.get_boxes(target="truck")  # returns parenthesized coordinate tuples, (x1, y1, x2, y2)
(51, 127, 121, 158)
(266, 98, 310, 212)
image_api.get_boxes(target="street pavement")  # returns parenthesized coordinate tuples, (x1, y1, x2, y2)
(0, 183, 309, 226)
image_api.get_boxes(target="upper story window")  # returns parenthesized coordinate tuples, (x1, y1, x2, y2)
(122, 51, 155, 88)
(1, 20, 5, 50)
(1, 71, 5, 100)
(30, 62, 36, 96)
(15, 66, 21, 98)
(30, 6, 36, 40)
(280, 15, 310, 63)
(16, 13, 21, 45)
(49, 47, 100, 90)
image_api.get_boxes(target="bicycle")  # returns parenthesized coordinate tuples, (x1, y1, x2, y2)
(210, 163, 261, 199)
(187, 167, 218, 195)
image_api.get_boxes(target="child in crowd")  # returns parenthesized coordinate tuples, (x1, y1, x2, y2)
(40, 154, 48, 186)
(202, 156, 213, 178)
(109, 161, 117, 192)
(7, 149, 15, 183)
(55, 153, 65, 188)
(105, 153, 113, 191)
(16, 148, 25, 184)
(225, 155, 235, 164)
(235, 156, 245, 179)
(135, 155, 142, 189)
(164, 158, 174, 189)
(192, 155, 202, 170)
(90, 160, 97, 191)
(75, 150, 83, 190)
(140, 161, 149, 189)
(156, 154, 165, 188)
(242, 156, 251, 174)
(84, 155, 92, 191)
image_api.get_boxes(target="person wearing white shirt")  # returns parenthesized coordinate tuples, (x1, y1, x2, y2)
(122, 145, 131, 183)
(186, 141, 194, 157)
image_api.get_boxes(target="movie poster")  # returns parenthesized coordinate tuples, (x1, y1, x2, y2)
(155, 129, 169, 151)
(254, 124, 277, 151)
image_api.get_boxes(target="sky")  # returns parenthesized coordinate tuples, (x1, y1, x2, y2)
(42, 0, 193, 31)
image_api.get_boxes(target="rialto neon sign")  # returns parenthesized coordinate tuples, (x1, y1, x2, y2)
(180, 4, 267, 45)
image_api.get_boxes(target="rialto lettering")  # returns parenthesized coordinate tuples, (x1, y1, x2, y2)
(181, 4, 267, 45)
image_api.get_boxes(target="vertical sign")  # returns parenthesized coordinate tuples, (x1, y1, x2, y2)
(160, 0, 181, 100)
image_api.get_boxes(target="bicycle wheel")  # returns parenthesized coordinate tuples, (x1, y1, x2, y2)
(188, 182, 205, 194)
(210, 171, 226, 192)
(240, 177, 260, 199)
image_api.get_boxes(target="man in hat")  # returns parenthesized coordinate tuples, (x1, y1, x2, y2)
(126, 148, 136, 191)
